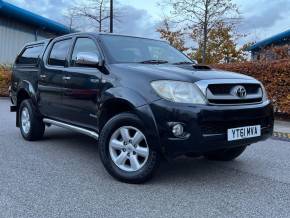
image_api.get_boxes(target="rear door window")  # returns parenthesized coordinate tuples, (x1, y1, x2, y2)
(16, 44, 44, 65)
(48, 39, 72, 66)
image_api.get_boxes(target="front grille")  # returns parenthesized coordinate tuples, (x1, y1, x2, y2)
(206, 83, 263, 105)
(208, 84, 260, 95)
(201, 117, 270, 135)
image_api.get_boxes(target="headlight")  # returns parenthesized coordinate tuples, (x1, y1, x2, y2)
(261, 83, 269, 102)
(151, 80, 206, 104)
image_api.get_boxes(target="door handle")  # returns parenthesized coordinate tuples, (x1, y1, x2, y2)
(62, 76, 71, 80)
(40, 74, 47, 79)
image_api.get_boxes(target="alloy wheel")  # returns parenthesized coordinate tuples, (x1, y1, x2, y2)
(21, 107, 31, 134)
(109, 126, 149, 172)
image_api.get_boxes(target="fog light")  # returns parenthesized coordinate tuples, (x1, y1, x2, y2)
(172, 124, 184, 137)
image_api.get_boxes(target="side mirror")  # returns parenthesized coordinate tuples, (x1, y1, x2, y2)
(75, 52, 100, 66)
(192, 59, 198, 65)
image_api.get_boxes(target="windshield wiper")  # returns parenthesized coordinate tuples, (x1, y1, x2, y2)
(173, 61, 193, 65)
(139, 59, 168, 64)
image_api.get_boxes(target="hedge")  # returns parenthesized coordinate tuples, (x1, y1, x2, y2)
(213, 59, 290, 117)
(0, 65, 11, 97)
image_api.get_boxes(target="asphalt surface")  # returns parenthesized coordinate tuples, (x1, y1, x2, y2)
(0, 98, 290, 218)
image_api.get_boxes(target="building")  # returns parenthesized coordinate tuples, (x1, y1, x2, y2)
(248, 29, 290, 61)
(0, 0, 71, 64)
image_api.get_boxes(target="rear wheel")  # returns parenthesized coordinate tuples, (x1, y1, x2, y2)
(19, 99, 45, 141)
(204, 145, 247, 161)
(99, 112, 160, 184)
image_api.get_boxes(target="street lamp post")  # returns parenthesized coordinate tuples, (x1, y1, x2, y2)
(110, 0, 113, 33)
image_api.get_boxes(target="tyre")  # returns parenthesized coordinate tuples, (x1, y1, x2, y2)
(99, 112, 160, 184)
(204, 145, 247, 161)
(19, 99, 45, 141)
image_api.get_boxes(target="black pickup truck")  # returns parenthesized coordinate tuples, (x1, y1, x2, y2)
(10, 33, 274, 183)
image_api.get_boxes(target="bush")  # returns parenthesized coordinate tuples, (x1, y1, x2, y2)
(0, 65, 11, 97)
(213, 59, 290, 117)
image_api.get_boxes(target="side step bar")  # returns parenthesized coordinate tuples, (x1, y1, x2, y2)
(43, 118, 99, 140)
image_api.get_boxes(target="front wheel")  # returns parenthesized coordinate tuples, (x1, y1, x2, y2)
(204, 145, 247, 161)
(99, 112, 160, 184)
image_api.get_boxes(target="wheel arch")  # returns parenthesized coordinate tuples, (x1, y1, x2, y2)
(98, 98, 136, 131)
(16, 80, 37, 106)
(99, 87, 148, 130)
(99, 87, 162, 152)
(16, 80, 38, 127)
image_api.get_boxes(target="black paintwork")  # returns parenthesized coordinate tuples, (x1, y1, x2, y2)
(10, 33, 274, 158)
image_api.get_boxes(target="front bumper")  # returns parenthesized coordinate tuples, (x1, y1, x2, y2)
(149, 100, 274, 157)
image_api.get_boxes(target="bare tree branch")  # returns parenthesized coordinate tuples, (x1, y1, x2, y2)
(70, 0, 119, 32)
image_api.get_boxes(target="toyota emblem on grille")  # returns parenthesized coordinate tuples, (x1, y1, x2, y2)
(231, 85, 247, 98)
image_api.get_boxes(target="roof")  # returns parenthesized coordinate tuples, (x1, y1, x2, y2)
(248, 29, 290, 51)
(52, 32, 166, 42)
(23, 38, 52, 48)
(98, 32, 165, 42)
(0, 0, 71, 35)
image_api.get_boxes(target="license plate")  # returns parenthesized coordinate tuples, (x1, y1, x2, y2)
(227, 125, 261, 141)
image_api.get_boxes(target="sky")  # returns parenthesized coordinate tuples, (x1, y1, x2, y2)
(6, 0, 290, 46)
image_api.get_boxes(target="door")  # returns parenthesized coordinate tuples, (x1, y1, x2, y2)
(38, 38, 72, 119)
(61, 37, 102, 130)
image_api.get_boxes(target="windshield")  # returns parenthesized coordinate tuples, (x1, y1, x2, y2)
(99, 35, 193, 64)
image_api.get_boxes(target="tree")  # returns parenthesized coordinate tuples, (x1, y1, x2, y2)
(157, 19, 187, 52)
(192, 22, 246, 64)
(239, 41, 255, 61)
(63, 8, 78, 32)
(71, 0, 114, 32)
(161, 0, 240, 63)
